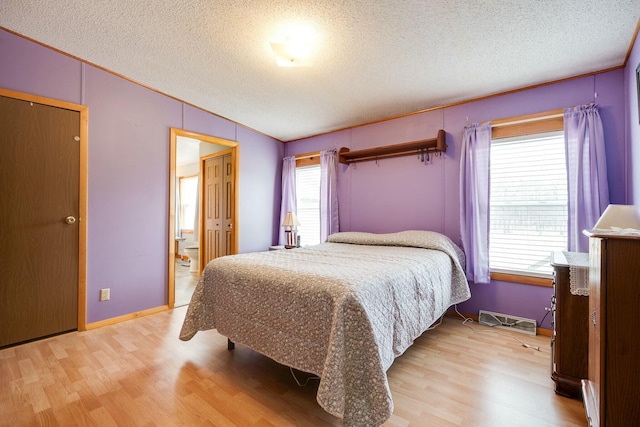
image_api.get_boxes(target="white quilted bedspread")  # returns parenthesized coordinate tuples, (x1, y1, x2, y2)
(180, 230, 470, 426)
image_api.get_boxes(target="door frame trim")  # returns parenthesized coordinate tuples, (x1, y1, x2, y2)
(169, 128, 239, 308)
(0, 87, 88, 331)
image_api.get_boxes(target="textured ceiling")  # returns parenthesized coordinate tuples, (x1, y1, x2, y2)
(1, 1, 638, 141)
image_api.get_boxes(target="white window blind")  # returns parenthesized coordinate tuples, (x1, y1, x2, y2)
(489, 131, 567, 276)
(295, 165, 321, 246)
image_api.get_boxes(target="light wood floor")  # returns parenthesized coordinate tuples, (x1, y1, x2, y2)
(174, 259, 199, 307)
(0, 308, 586, 426)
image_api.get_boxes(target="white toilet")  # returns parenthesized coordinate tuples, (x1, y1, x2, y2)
(184, 244, 199, 273)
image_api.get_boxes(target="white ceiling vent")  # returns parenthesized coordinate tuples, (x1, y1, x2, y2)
(478, 310, 537, 336)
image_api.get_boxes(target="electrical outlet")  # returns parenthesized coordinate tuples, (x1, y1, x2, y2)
(100, 288, 110, 301)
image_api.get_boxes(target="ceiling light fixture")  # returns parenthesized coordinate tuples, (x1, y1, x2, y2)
(270, 36, 313, 67)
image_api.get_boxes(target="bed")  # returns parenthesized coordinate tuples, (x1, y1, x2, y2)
(179, 230, 470, 426)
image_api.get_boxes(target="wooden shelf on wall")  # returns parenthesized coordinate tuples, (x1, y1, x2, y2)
(338, 129, 447, 164)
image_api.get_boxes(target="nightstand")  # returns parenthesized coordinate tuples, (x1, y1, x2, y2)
(550, 250, 589, 399)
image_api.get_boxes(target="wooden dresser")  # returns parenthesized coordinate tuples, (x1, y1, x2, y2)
(550, 251, 589, 399)
(582, 233, 640, 426)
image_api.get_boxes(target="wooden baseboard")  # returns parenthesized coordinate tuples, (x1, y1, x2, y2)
(445, 309, 477, 321)
(536, 327, 552, 337)
(85, 305, 169, 330)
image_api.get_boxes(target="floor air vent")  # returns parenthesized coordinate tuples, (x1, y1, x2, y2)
(478, 310, 537, 336)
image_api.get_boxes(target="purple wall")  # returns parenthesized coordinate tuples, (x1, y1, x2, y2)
(2, 26, 635, 330)
(285, 71, 627, 329)
(0, 29, 283, 324)
(626, 30, 640, 205)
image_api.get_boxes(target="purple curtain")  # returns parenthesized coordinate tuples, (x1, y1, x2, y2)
(279, 156, 297, 245)
(459, 122, 492, 284)
(564, 104, 609, 252)
(320, 149, 339, 241)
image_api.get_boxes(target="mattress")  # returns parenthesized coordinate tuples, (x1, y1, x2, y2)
(180, 230, 470, 426)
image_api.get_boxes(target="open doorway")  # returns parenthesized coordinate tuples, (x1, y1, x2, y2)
(169, 128, 238, 308)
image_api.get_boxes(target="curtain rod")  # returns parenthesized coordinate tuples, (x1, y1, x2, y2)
(294, 150, 320, 160)
(488, 108, 564, 128)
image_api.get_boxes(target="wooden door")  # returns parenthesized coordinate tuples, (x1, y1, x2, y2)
(0, 95, 79, 347)
(202, 152, 233, 268)
(222, 154, 234, 256)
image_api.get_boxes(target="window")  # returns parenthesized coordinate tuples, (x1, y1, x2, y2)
(295, 164, 321, 246)
(179, 175, 198, 232)
(489, 131, 567, 277)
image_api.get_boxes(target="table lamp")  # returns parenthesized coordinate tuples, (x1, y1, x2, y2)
(282, 211, 301, 248)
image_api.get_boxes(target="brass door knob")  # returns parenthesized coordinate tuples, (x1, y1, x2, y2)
(65, 216, 77, 225)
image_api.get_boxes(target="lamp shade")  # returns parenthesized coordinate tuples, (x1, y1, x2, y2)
(282, 211, 301, 227)
(593, 204, 640, 230)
